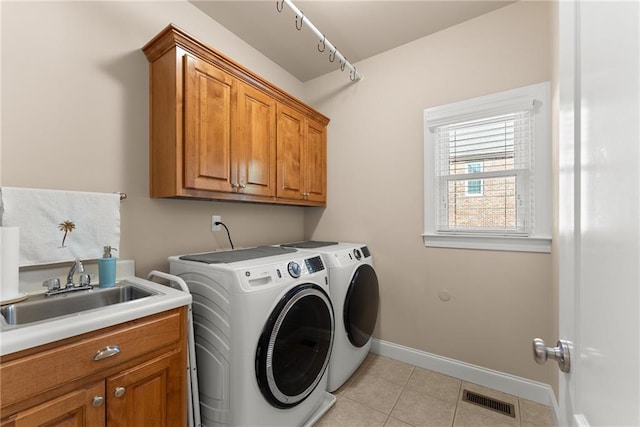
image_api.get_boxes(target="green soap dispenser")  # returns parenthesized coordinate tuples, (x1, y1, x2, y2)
(98, 245, 118, 288)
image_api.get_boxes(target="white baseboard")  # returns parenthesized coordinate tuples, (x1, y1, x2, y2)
(370, 338, 558, 409)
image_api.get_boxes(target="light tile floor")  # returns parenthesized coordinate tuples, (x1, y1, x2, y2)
(316, 354, 556, 427)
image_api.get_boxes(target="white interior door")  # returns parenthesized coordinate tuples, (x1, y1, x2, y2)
(558, 1, 640, 425)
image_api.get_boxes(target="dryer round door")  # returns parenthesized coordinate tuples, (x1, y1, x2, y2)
(255, 284, 334, 408)
(344, 264, 380, 348)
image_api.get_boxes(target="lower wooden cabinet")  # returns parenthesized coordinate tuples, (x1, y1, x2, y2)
(0, 308, 188, 427)
(2, 382, 105, 427)
(106, 352, 180, 427)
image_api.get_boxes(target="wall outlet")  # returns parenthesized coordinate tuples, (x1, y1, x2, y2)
(211, 215, 221, 232)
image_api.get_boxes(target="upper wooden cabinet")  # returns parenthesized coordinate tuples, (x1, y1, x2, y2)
(235, 81, 277, 197)
(142, 24, 329, 206)
(277, 105, 327, 203)
(183, 55, 235, 193)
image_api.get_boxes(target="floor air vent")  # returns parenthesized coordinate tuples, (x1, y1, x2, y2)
(462, 389, 516, 418)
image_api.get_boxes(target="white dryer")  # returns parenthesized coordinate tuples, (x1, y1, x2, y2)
(281, 242, 379, 392)
(169, 246, 335, 427)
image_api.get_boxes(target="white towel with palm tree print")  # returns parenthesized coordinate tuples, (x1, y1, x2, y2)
(0, 187, 120, 266)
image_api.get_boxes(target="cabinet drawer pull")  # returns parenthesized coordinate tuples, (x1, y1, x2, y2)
(93, 345, 120, 361)
(114, 386, 126, 398)
(92, 396, 104, 407)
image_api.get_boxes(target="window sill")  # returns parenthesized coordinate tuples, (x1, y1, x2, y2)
(422, 234, 551, 253)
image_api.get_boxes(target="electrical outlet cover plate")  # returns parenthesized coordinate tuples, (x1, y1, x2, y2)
(211, 215, 221, 232)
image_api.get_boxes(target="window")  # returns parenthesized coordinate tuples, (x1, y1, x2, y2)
(465, 162, 483, 196)
(442, 112, 527, 231)
(423, 82, 551, 252)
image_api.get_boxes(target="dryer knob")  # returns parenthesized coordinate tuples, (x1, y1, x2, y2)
(287, 262, 301, 278)
(353, 249, 362, 260)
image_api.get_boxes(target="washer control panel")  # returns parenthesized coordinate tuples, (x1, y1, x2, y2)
(304, 256, 325, 274)
(242, 254, 327, 289)
(285, 256, 325, 278)
(287, 261, 302, 278)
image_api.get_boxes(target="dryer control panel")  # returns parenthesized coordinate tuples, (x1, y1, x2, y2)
(330, 246, 372, 268)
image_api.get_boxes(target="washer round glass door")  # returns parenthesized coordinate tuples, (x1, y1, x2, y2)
(344, 264, 380, 348)
(256, 284, 334, 408)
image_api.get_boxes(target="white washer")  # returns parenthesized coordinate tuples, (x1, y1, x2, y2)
(281, 242, 380, 392)
(169, 246, 335, 427)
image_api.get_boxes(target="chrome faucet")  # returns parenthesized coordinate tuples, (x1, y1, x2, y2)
(43, 259, 92, 296)
(66, 259, 84, 287)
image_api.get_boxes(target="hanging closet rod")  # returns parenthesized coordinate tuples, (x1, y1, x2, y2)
(277, 0, 363, 82)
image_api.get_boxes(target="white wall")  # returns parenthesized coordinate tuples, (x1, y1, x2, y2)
(303, 1, 556, 385)
(1, 1, 306, 275)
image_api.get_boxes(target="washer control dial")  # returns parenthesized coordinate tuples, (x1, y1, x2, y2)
(287, 261, 301, 278)
(353, 249, 362, 260)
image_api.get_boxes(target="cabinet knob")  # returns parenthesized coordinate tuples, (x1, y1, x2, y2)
(92, 396, 104, 407)
(231, 183, 239, 190)
(114, 386, 126, 398)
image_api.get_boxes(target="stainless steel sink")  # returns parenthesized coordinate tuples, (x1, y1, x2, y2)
(0, 284, 158, 327)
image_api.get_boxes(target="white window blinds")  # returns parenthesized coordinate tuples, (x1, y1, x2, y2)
(433, 110, 533, 234)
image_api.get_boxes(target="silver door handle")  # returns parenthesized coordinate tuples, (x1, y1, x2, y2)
(532, 338, 571, 373)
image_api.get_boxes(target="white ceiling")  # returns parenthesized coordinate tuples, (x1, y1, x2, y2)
(190, 1, 515, 82)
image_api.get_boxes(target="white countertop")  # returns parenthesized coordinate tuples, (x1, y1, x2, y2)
(0, 276, 191, 356)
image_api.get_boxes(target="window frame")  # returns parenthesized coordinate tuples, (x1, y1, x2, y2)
(423, 82, 551, 253)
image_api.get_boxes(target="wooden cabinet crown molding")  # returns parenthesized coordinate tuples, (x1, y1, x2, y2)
(142, 24, 329, 127)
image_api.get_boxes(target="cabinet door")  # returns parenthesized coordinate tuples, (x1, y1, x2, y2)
(106, 352, 183, 427)
(276, 104, 305, 200)
(184, 55, 235, 192)
(304, 119, 327, 203)
(235, 83, 277, 197)
(4, 382, 105, 427)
